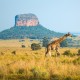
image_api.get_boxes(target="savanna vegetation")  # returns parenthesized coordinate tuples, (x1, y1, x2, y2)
(0, 25, 63, 39)
(0, 39, 80, 80)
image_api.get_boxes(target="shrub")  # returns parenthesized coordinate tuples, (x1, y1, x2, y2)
(21, 44, 26, 48)
(31, 43, 41, 50)
(77, 49, 80, 55)
(17, 68, 25, 74)
(73, 57, 80, 65)
(12, 51, 16, 55)
(63, 50, 73, 56)
(0, 52, 4, 55)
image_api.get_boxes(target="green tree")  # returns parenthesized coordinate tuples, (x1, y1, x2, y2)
(42, 37, 49, 47)
(60, 39, 68, 47)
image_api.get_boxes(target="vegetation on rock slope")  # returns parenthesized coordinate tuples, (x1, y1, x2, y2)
(0, 25, 63, 39)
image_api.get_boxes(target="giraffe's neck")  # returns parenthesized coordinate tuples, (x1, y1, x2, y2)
(56, 35, 67, 43)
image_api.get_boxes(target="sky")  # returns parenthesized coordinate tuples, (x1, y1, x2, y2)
(0, 0, 80, 33)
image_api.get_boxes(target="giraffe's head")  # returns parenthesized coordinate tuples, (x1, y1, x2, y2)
(65, 32, 72, 37)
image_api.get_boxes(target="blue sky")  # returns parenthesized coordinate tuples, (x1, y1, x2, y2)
(0, 0, 80, 33)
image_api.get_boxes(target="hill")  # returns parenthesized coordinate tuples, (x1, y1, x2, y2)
(0, 25, 63, 39)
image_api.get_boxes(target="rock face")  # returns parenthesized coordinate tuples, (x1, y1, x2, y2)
(15, 13, 39, 26)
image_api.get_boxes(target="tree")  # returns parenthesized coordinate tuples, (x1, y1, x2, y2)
(60, 39, 68, 47)
(42, 37, 49, 47)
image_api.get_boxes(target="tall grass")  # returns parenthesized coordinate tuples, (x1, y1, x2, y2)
(0, 47, 80, 80)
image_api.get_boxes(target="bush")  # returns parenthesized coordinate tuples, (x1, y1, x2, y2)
(17, 68, 25, 74)
(73, 57, 80, 65)
(21, 44, 26, 48)
(0, 52, 4, 55)
(31, 43, 41, 50)
(12, 51, 16, 55)
(77, 49, 80, 55)
(63, 50, 73, 56)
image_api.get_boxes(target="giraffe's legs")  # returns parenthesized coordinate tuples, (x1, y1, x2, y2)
(45, 51, 48, 56)
(45, 50, 51, 57)
(45, 45, 52, 57)
(55, 47, 60, 56)
(48, 51, 51, 56)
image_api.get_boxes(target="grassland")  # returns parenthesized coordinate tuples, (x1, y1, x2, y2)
(0, 39, 80, 80)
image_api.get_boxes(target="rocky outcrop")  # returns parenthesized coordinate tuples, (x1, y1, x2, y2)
(15, 13, 39, 26)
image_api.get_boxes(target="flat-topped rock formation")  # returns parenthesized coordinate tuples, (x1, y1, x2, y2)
(15, 13, 39, 26)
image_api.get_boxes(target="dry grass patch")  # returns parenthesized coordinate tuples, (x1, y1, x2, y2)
(0, 41, 80, 80)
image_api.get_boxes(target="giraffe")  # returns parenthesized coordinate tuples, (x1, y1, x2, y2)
(45, 32, 72, 56)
